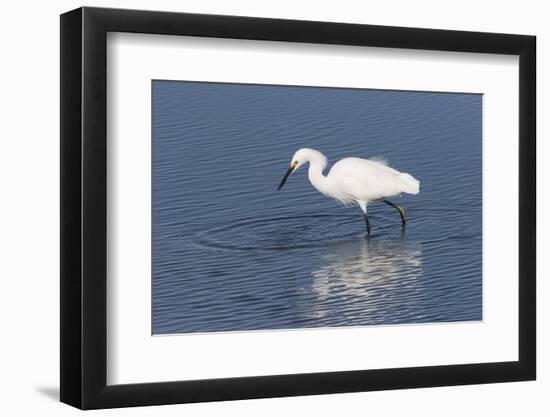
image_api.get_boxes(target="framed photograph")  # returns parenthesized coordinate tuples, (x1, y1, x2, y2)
(60, 6, 536, 409)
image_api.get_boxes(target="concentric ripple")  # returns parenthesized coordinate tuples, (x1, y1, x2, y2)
(193, 214, 361, 251)
(191, 207, 469, 253)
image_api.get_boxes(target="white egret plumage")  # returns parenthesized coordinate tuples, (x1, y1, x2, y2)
(277, 148, 420, 234)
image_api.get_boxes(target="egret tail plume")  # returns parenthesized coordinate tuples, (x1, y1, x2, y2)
(399, 173, 420, 195)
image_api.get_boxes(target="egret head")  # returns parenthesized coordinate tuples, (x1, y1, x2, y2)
(277, 148, 324, 191)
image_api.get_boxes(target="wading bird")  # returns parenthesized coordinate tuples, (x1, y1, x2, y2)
(277, 148, 420, 234)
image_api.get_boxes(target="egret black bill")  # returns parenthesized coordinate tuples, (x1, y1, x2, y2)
(277, 162, 298, 190)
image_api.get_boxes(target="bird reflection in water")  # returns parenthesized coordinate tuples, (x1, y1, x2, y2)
(302, 230, 424, 324)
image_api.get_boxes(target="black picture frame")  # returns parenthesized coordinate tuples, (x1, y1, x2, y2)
(60, 6, 536, 410)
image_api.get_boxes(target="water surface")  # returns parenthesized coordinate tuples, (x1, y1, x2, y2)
(152, 81, 482, 334)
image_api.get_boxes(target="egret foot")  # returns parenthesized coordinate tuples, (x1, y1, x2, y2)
(383, 200, 407, 226)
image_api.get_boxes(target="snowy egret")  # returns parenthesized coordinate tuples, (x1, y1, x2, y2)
(277, 148, 420, 234)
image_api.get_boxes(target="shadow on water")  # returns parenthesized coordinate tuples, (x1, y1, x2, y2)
(191, 215, 425, 327)
(317, 229, 422, 285)
(303, 230, 424, 324)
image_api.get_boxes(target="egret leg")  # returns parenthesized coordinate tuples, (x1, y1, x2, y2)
(364, 214, 372, 235)
(383, 200, 407, 226)
(357, 200, 371, 235)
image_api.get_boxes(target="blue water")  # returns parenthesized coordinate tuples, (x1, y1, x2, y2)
(152, 81, 482, 335)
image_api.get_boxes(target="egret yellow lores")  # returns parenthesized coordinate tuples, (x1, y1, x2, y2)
(277, 148, 420, 234)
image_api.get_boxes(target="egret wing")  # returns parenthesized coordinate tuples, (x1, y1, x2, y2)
(329, 157, 419, 201)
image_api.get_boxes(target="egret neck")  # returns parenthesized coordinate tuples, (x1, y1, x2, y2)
(305, 151, 330, 196)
